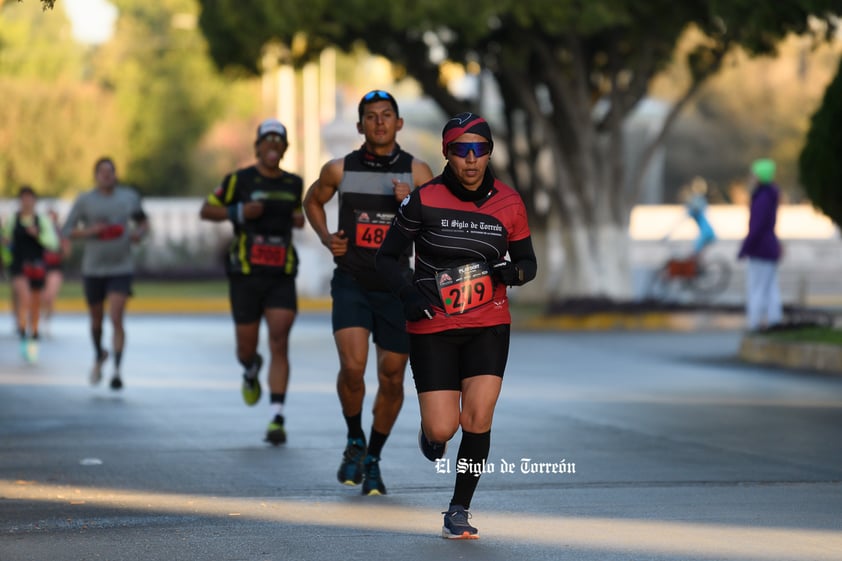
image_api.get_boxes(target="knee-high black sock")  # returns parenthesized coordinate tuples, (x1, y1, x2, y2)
(450, 429, 491, 510)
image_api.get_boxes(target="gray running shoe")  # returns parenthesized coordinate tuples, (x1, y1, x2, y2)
(90, 350, 109, 385)
(442, 505, 479, 539)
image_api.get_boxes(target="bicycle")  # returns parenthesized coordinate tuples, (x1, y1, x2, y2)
(647, 251, 732, 302)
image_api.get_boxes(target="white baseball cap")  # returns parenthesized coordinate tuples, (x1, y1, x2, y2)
(256, 118, 288, 143)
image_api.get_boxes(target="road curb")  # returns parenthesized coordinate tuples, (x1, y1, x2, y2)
(519, 311, 744, 331)
(738, 335, 842, 375)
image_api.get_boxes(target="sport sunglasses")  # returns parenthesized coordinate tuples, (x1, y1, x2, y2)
(362, 90, 394, 102)
(447, 142, 492, 158)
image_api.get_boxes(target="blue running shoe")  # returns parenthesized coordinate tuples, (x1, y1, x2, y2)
(361, 455, 386, 496)
(337, 437, 365, 485)
(442, 505, 479, 539)
(418, 426, 447, 461)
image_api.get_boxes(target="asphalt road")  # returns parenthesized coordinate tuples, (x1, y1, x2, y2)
(2, 313, 841, 561)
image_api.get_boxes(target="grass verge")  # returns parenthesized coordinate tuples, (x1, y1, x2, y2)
(762, 326, 842, 346)
(0, 279, 228, 300)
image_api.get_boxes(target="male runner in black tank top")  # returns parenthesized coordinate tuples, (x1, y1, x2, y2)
(304, 90, 433, 495)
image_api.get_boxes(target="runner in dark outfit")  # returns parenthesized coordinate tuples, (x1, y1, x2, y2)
(200, 119, 304, 445)
(1, 186, 59, 363)
(304, 90, 433, 495)
(376, 112, 537, 539)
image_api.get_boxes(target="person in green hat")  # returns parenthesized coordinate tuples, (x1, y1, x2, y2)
(738, 158, 783, 331)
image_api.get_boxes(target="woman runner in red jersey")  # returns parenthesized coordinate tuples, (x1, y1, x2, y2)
(376, 112, 537, 539)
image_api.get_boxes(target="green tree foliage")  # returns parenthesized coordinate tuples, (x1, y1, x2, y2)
(799, 56, 842, 227)
(91, 0, 229, 196)
(0, 1, 120, 197)
(655, 33, 842, 202)
(3, 0, 259, 198)
(197, 0, 837, 299)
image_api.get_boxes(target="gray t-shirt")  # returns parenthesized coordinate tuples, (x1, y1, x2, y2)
(62, 186, 146, 276)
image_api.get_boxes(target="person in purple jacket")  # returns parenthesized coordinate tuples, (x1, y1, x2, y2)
(738, 158, 783, 331)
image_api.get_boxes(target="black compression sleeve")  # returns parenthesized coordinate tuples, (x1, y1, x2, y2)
(508, 236, 537, 284)
(375, 226, 414, 294)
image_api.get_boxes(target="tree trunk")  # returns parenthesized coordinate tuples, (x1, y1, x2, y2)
(511, 213, 632, 303)
(555, 220, 632, 300)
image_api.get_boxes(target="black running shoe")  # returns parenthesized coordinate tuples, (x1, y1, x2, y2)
(109, 374, 123, 391)
(361, 455, 386, 496)
(418, 426, 447, 461)
(337, 438, 366, 485)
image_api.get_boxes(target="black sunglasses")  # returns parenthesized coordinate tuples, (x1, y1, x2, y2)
(447, 142, 492, 158)
(260, 134, 286, 144)
(362, 90, 394, 102)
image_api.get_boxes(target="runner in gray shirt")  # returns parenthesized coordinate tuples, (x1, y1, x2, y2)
(61, 157, 148, 390)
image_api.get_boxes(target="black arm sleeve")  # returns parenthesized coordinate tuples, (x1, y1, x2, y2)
(509, 236, 537, 285)
(375, 225, 414, 295)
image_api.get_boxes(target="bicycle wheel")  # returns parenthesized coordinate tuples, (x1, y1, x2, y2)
(690, 255, 731, 295)
(646, 264, 675, 301)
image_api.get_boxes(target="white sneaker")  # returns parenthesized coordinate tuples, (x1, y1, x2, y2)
(90, 350, 109, 385)
(25, 339, 38, 363)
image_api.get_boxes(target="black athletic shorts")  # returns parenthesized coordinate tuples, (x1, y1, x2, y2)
(83, 274, 133, 305)
(330, 268, 409, 354)
(11, 261, 47, 290)
(409, 324, 510, 393)
(229, 273, 297, 324)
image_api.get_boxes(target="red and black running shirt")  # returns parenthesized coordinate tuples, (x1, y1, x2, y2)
(387, 174, 531, 334)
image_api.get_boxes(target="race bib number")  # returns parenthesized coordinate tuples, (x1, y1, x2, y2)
(354, 210, 394, 249)
(435, 262, 494, 315)
(249, 235, 288, 267)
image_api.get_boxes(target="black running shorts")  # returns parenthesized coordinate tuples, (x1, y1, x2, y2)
(83, 274, 133, 305)
(330, 268, 409, 354)
(229, 273, 297, 324)
(409, 324, 511, 393)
